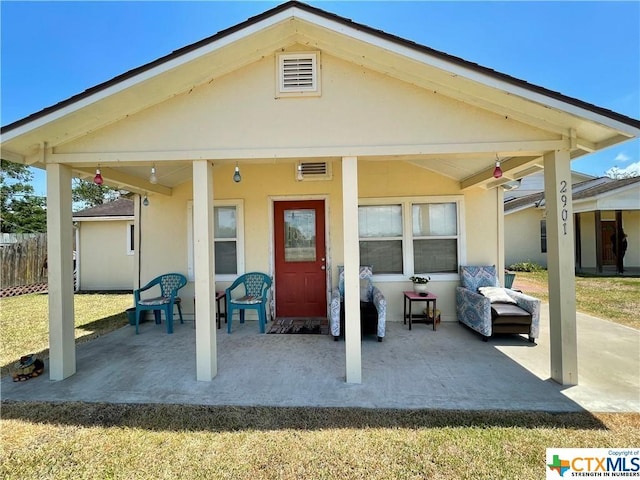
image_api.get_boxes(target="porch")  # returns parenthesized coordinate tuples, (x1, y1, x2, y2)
(3, 306, 638, 412)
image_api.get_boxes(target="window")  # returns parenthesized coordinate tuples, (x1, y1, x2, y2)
(187, 200, 244, 281)
(359, 205, 403, 274)
(276, 52, 321, 97)
(412, 203, 458, 273)
(540, 220, 547, 253)
(126, 222, 135, 256)
(358, 197, 463, 277)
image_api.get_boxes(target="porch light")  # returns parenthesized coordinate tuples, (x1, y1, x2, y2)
(143, 195, 149, 206)
(493, 160, 503, 179)
(149, 166, 158, 184)
(233, 164, 241, 183)
(93, 168, 104, 185)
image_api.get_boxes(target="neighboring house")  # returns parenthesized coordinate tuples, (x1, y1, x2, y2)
(73, 198, 135, 291)
(1, 2, 639, 385)
(503, 170, 595, 201)
(505, 176, 640, 271)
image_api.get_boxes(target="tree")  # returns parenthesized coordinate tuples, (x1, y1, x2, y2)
(605, 165, 640, 179)
(0, 160, 47, 233)
(72, 178, 121, 210)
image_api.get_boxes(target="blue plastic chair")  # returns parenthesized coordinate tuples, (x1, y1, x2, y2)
(226, 272, 272, 333)
(134, 273, 187, 334)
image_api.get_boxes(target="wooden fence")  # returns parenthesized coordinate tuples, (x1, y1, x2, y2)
(0, 233, 48, 295)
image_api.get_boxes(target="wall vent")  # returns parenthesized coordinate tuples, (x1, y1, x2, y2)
(296, 161, 331, 181)
(277, 52, 321, 97)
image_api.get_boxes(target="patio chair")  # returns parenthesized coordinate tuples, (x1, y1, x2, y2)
(455, 265, 540, 342)
(329, 265, 386, 342)
(226, 272, 272, 333)
(134, 273, 187, 334)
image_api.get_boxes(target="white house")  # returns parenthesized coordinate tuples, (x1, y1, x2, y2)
(73, 198, 135, 291)
(505, 176, 640, 271)
(1, 2, 639, 386)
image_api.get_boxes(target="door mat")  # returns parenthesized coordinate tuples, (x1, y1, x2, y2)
(268, 317, 329, 335)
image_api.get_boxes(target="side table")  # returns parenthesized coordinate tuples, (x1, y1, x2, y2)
(403, 290, 439, 331)
(193, 291, 226, 329)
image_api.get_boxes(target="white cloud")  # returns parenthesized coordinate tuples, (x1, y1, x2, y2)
(605, 162, 640, 178)
(614, 152, 631, 163)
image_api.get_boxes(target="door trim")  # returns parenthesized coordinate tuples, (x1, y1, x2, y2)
(269, 195, 331, 318)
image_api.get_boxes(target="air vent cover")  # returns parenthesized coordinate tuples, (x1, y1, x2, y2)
(296, 162, 331, 181)
(277, 52, 321, 97)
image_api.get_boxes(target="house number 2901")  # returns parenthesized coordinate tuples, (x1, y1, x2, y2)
(559, 180, 568, 235)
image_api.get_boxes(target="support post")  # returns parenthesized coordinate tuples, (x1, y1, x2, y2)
(342, 156, 362, 384)
(543, 150, 578, 385)
(594, 211, 602, 273)
(46, 163, 76, 380)
(192, 160, 217, 381)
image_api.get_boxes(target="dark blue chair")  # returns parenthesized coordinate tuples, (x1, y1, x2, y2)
(134, 273, 187, 334)
(226, 272, 272, 333)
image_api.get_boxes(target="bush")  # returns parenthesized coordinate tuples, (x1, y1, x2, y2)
(507, 261, 545, 272)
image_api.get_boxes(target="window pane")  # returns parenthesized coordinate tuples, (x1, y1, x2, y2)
(215, 207, 237, 239)
(412, 203, 457, 236)
(413, 239, 457, 273)
(359, 205, 402, 238)
(284, 209, 316, 262)
(215, 242, 237, 274)
(360, 240, 403, 274)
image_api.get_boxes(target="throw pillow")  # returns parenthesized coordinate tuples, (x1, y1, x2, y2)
(360, 279, 373, 302)
(478, 286, 517, 304)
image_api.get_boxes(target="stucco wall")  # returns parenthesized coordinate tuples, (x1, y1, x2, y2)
(78, 221, 134, 290)
(139, 160, 498, 323)
(505, 208, 546, 267)
(58, 51, 555, 156)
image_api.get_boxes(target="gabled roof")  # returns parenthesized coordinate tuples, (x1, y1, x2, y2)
(1, 1, 638, 193)
(505, 176, 640, 213)
(73, 198, 134, 220)
(2, 1, 639, 137)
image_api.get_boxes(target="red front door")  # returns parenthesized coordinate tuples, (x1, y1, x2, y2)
(274, 200, 327, 317)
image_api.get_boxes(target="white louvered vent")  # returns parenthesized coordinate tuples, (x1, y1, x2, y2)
(296, 162, 331, 181)
(277, 52, 321, 97)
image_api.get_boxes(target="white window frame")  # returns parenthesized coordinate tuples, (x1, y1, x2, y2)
(126, 222, 135, 256)
(359, 196, 466, 282)
(187, 200, 245, 282)
(276, 52, 321, 98)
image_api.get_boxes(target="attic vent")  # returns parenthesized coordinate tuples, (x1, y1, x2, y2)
(277, 52, 321, 97)
(296, 162, 331, 181)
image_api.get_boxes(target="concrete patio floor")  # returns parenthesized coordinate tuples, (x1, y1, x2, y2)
(2, 305, 638, 412)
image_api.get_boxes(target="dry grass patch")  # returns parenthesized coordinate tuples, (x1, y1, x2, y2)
(1, 402, 639, 480)
(1, 293, 132, 377)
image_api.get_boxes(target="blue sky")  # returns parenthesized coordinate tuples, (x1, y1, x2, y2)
(2, 1, 639, 196)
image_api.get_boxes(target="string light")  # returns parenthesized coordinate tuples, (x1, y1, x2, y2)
(493, 157, 503, 179)
(233, 163, 241, 183)
(93, 168, 104, 185)
(149, 166, 158, 184)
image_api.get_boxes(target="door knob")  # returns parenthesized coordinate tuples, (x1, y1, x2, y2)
(321, 265, 326, 270)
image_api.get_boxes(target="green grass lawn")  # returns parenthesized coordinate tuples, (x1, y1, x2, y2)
(513, 271, 639, 330)
(1, 292, 132, 377)
(1, 279, 638, 479)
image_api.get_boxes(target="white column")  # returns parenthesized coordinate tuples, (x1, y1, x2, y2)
(543, 149, 578, 385)
(342, 156, 362, 384)
(46, 163, 75, 380)
(133, 194, 141, 291)
(496, 186, 505, 285)
(192, 160, 217, 381)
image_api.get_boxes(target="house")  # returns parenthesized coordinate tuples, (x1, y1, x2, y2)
(1, 1, 639, 386)
(503, 170, 595, 201)
(505, 176, 640, 272)
(73, 198, 135, 291)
